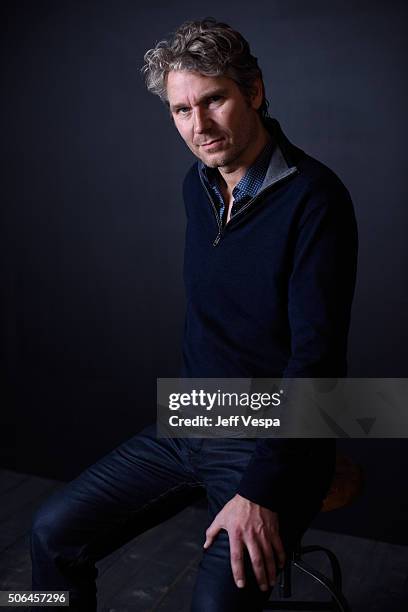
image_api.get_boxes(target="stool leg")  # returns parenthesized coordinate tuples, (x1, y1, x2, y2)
(300, 545, 343, 591)
(278, 558, 293, 598)
(293, 558, 351, 612)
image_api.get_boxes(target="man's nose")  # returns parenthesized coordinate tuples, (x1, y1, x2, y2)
(193, 107, 211, 133)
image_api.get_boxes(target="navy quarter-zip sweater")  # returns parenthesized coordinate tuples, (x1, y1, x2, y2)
(181, 118, 358, 511)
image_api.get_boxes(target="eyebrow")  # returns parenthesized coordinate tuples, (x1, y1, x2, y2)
(169, 88, 228, 113)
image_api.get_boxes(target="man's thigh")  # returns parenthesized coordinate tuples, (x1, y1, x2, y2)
(32, 424, 203, 565)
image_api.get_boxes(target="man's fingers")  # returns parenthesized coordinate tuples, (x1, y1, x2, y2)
(203, 521, 220, 549)
(246, 540, 270, 592)
(270, 532, 286, 569)
(259, 539, 277, 587)
(229, 536, 246, 588)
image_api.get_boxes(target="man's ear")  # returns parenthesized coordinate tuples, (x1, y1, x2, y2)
(250, 77, 264, 111)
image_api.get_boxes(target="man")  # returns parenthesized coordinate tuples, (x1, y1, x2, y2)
(30, 18, 358, 611)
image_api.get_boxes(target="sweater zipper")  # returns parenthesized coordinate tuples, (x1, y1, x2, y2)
(199, 166, 298, 247)
(198, 172, 224, 246)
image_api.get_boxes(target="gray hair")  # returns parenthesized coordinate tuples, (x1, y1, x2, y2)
(141, 18, 270, 120)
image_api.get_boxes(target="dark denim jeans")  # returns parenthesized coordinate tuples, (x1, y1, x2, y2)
(30, 425, 332, 611)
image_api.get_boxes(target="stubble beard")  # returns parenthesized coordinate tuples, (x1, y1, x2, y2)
(198, 138, 250, 169)
(199, 117, 259, 170)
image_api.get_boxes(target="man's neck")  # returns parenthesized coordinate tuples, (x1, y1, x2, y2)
(218, 122, 271, 195)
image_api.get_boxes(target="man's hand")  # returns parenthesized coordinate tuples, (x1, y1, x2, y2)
(203, 493, 286, 591)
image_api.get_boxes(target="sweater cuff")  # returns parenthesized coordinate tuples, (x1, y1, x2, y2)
(237, 454, 291, 511)
(236, 439, 333, 512)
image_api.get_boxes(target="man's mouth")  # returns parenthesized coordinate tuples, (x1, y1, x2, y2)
(199, 138, 223, 148)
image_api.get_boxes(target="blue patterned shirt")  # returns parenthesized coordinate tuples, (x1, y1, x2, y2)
(199, 137, 273, 225)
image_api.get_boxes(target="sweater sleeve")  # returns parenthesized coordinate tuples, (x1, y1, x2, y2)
(237, 176, 358, 511)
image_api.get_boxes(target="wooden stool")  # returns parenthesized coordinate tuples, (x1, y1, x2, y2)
(263, 453, 364, 612)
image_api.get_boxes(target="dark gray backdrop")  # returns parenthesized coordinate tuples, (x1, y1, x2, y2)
(1, 0, 407, 543)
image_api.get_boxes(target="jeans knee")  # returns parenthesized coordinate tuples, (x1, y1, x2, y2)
(30, 492, 67, 558)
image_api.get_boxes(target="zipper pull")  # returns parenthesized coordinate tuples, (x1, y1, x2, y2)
(213, 233, 222, 247)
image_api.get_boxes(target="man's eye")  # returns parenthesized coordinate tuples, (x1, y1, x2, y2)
(177, 108, 190, 115)
(208, 96, 222, 103)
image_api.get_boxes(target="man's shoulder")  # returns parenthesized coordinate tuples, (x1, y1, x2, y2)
(294, 150, 351, 205)
(181, 162, 201, 218)
(274, 134, 355, 227)
(268, 118, 351, 201)
(182, 161, 200, 190)
(289, 152, 356, 230)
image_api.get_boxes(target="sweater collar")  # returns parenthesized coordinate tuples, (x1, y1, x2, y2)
(259, 117, 299, 192)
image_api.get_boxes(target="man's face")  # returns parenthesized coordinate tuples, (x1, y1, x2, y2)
(166, 70, 262, 169)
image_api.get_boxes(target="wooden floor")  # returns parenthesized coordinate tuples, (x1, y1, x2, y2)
(0, 468, 407, 611)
